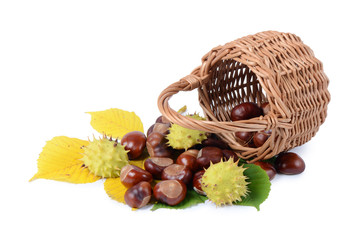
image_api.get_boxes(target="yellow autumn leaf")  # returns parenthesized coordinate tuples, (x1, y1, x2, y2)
(103, 154, 148, 204)
(104, 177, 127, 204)
(129, 150, 149, 169)
(29, 136, 101, 183)
(87, 108, 144, 139)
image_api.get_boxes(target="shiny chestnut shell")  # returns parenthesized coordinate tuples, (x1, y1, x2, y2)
(153, 180, 187, 206)
(231, 102, 263, 121)
(253, 161, 276, 180)
(144, 157, 174, 179)
(120, 165, 153, 188)
(192, 170, 206, 195)
(196, 146, 223, 169)
(124, 181, 152, 209)
(161, 164, 193, 186)
(121, 131, 147, 159)
(176, 149, 199, 172)
(275, 152, 305, 175)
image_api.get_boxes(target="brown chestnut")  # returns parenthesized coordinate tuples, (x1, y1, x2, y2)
(147, 124, 155, 137)
(275, 152, 305, 175)
(231, 102, 263, 121)
(121, 131, 147, 159)
(201, 134, 229, 149)
(124, 181, 152, 209)
(222, 149, 239, 161)
(146, 132, 173, 158)
(235, 131, 254, 146)
(261, 102, 271, 115)
(153, 180, 187, 206)
(155, 115, 170, 124)
(253, 130, 271, 147)
(147, 123, 171, 136)
(196, 146, 223, 169)
(176, 149, 199, 172)
(120, 165, 153, 188)
(162, 164, 193, 186)
(192, 170, 206, 195)
(253, 161, 276, 180)
(144, 157, 174, 179)
(152, 123, 171, 135)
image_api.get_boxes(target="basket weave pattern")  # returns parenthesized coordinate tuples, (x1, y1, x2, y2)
(158, 31, 330, 162)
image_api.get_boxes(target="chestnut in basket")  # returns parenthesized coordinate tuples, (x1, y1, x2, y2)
(231, 102, 263, 121)
(153, 180, 187, 206)
(235, 131, 254, 146)
(120, 165, 153, 188)
(261, 102, 271, 115)
(253, 130, 271, 148)
(121, 131, 147, 159)
(124, 181, 152, 209)
(274, 152, 305, 175)
(144, 157, 174, 179)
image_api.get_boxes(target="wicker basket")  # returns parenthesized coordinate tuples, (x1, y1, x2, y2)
(158, 31, 330, 162)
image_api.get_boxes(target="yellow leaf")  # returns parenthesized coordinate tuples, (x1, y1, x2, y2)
(104, 152, 148, 204)
(129, 150, 149, 169)
(104, 177, 127, 204)
(29, 136, 101, 183)
(87, 108, 144, 139)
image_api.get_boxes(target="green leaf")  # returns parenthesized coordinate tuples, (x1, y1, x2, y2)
(151, 190, 208, 211)
(234, 164, 271, 211)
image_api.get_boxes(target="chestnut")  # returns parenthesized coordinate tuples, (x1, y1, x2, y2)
(201, 134, 229, 149)
(235, 131, 254, 146)
(253, 161, 276, 180)
(231, 102, 263, 121)
(147, 123, 171, 136)
(120, 165, 153, 188)
(162, 164, 193, 186)
(152, 123, 171, 135)
(193, 170, 206, 195)
(147, 124, 155, 137)
(155, 115, 170, 124)
(196, 146, 223, 169)
(176, 149, 199, 172)
(253, 130, 271, 147)
(275, 152, 305, 175)
(146, 132, 173, 158)
(121, 131, 147, 159)
(144, 157, 174, 179)
(222, 149, 239, 161)
(261, 102, 271, 115)
(153, 180, 187, 206)
(124, 181, 152, 209)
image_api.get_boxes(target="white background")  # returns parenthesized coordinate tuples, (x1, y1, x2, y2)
(1, 0, 361, 239)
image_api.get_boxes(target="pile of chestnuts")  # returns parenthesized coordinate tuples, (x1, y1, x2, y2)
(232, 102, 271, 148)
(119, 113, 305, 209)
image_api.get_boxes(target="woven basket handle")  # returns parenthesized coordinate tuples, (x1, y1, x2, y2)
(158, 74, 292, 134)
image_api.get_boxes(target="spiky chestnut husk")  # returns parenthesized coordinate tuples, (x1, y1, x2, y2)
(81, 136, 129, 178)
(166, 113, 207, 150)
(201, 158, 249, 206)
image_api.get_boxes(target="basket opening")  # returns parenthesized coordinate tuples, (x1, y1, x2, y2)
(202, 59, 268, 121)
